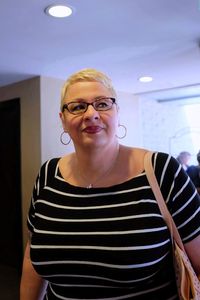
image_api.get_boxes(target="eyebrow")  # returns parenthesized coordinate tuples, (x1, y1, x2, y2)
(66, 96, 109, 103)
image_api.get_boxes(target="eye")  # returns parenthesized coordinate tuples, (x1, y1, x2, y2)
(95, 98, 111, 110)
(69, 102, 86, 113)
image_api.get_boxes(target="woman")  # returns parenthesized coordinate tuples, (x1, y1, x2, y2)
(20, 68, 200, 299)
(187, 150, 200, 194)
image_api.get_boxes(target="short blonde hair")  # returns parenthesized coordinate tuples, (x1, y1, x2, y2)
(60, 68, 117, 111)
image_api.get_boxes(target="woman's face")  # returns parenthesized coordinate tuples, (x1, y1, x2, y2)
(60, 81, 119, 150)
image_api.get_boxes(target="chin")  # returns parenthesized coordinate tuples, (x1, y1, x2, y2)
(82, 138, 108, 148)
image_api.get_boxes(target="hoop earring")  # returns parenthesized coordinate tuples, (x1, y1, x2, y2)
(60, 131, 71, 145)
(116, 124, 127, 139)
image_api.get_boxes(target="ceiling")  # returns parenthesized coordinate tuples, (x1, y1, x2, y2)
(1, 0, 200, 100)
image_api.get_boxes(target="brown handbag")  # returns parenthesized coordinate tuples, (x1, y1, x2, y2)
(144, 151, 200, 300)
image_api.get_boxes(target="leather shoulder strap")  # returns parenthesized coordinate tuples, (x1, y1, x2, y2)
(144, 151, 185, 251)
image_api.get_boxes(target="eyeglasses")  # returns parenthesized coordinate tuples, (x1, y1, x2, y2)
(62, 97, 116, 115)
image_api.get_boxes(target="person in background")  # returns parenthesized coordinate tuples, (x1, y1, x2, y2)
(187, 150, 200, 194)
(176, 151, 191, 171)
(20, 68, 200, 300)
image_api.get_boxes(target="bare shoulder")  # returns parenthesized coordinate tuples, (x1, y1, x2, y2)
(58, 153, 75, 178)
(59, 153, 74, 164)
(119, 145, 149, 177)
(120, 145, 148, 159)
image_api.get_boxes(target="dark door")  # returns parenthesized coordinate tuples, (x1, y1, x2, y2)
(0, 98, 22, 272)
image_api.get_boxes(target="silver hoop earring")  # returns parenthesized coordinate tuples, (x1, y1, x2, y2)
(60, 131, 71, 145)
(116, 124, 127, 139)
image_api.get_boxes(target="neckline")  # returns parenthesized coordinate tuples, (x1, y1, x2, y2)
(55, 157, 145, 190)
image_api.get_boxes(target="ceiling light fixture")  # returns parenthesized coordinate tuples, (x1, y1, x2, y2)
(138, 76, 153, 83)
(45, 4, 73, 18)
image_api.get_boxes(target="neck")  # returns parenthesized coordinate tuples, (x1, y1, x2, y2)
(74, 143, 120, 188)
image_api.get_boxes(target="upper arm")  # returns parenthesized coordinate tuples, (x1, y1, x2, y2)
(184, 234, 200, 276)
(154, 153, 200, 276)
(20, 241, 47, 300)
(154, 153, 200, 243)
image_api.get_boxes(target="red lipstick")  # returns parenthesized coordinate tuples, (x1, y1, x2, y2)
(83, 126, 102, 134)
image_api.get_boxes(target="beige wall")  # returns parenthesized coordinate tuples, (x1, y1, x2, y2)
(40, 76, 75, 163)
(0, 77, 41, 249)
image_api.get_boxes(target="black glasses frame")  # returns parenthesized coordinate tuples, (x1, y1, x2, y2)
(62, 97, 116, 114)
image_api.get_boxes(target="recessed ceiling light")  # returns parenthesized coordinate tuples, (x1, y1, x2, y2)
(45, 5, 73, 18)
(138, 76, 153, 83)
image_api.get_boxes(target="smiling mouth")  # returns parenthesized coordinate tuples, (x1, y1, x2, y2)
(83, 126, 103, 134)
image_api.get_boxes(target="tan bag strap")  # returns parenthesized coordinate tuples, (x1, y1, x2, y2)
(144, 151, 185, 252)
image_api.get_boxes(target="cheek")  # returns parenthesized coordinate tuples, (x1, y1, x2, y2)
(65, 117, 82, 133)
(111, 111, 119, 127)
(106, 114, 119, 133)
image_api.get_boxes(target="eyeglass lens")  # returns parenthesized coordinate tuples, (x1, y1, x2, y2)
(63, 97, 115, 114)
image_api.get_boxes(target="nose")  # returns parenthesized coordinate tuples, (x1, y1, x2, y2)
(83, 103, 100, 120)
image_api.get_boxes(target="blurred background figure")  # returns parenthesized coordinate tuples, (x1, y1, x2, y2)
(176, 151, 191, 171)
(187, 150, 200, 194)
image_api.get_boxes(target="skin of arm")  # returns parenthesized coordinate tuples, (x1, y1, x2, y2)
(184, 235, 200, 277)
(20, 240, 47, 300)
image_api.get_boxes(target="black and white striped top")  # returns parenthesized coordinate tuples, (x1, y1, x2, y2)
(28, 152, 200, 300)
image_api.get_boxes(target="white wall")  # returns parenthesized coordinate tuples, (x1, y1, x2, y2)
(139, 96, 200, 164)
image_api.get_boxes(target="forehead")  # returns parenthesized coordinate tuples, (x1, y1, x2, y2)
(65, 81, 112, 100)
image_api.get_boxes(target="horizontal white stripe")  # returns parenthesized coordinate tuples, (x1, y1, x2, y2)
(32, 252, 169, 269)
(52, 283, 118, 288)
(34, 226, 167, 235)
(35, 212, 162, 222)
(35, 198, 156, 210)
(49, 280, 172, 300)
(31, 239, 170, 251)
(43, 271, 157, 283)
(44, 185, 151, 198)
